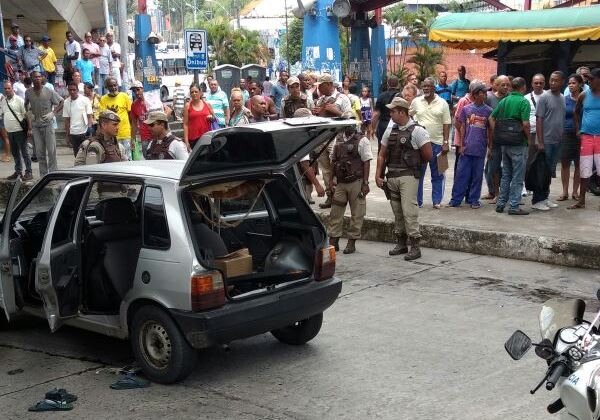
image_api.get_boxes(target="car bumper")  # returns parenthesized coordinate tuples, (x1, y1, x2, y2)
(169, 277, 342, 349)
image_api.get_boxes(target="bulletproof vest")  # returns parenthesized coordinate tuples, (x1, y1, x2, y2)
(282, 94, 308, 118)
(386, 124, 422, 179)
(74, 133, 122, 166)
(332, 133, 364, 183)
(102, 137, 122, 163)
(147, 134, 176, 160)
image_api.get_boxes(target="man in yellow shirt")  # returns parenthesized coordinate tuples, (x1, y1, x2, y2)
(39, 36, 57, 85)
(99, 76, 133, 159)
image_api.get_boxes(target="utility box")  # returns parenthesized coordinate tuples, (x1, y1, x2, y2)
(214, 64, 241, 99)
(241, 64, 267, 85)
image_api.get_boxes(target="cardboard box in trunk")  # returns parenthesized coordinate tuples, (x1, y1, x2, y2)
(214, 248, 253, 278)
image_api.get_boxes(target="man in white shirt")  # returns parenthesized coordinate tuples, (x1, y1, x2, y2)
(13, 71, 27, 99)
(64, 31, 81, 84)
(106, 32, 122, 89)
(63, 81, 93, 156)
(144, 111, 189, 160)
(0, 81, 32, 180)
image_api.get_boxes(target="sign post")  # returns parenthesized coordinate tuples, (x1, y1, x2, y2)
(184, 29, 208, 84)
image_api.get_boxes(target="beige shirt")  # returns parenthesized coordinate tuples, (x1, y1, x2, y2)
(0, 94, 27, 133)
(409, 94, 451, 145)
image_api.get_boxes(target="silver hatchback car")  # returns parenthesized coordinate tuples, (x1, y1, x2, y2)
(0, 118, 352, 383)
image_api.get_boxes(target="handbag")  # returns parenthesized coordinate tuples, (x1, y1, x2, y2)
(493, 101, 525, 146)
(209, 119, 220, 131)
(3, 97, 28, 131)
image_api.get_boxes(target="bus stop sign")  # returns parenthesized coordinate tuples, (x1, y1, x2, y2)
(184, 29, 207, 70)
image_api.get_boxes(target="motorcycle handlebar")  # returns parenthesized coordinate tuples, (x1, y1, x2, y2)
(546, 362, 568, 391)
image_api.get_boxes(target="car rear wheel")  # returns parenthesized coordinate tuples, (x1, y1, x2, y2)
(131, 305, 197, 384)
(271, 313, 323, 345)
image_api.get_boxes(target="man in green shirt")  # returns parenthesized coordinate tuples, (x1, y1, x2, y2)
(489, 77, 531, 215)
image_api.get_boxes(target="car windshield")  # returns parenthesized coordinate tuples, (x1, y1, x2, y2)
(184, 127, 338, 176)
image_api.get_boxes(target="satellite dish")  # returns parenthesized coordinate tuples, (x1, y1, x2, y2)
(332, 0, 351, 18)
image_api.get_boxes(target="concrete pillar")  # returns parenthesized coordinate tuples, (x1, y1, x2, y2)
(349, 25, 369, 91)
(133, 13, 160, 92)
(46, 20, 68, 57)
(370, 24, 386, 98)
(301, 0, 341, 80)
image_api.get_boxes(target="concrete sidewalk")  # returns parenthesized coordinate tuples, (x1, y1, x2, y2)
(0, 139, 598, 268)
(312, 139, 600, 269)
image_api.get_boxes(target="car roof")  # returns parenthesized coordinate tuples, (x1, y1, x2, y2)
(58, 160, 185, 180)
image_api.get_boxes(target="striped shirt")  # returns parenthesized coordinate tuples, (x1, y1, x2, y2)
(206, 89, 229, 127)
(173, 88, 185, 110)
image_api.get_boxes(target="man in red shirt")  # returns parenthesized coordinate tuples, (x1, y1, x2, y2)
(130, 81, 171, 157)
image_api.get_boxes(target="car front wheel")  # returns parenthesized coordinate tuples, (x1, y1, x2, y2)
(271, 313, 323, 345)
(130, 305, 197, 384)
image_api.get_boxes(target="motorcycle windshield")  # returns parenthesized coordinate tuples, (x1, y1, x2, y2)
(539, 298, 586, 341)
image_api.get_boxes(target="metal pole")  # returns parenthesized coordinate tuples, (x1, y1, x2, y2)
(193, 0, 197, 24)
(236, 0, 241, 30)
(103, 0, 111, 32)
(117, 0, 130, 88)
(284, 0, 289, 72)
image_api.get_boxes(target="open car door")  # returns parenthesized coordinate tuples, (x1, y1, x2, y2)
(0, 179, 22, 321)
(36, 178, 90, 332)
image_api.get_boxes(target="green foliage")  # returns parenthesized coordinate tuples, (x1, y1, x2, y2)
(409, 44, 444, 82)
(280, 17, 303, 65)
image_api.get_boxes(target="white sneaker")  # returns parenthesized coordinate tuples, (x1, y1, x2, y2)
(532, 201, 550, 211)
(545, 199, 558, 208)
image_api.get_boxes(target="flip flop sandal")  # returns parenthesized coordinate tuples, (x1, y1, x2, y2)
(556, 195, 569, 201)
(567, 202, 585, 210)
(572, 194, 579, 200)
(110, 374, 150, 390)
(470, 203, 482, 209)
(45, 388, 78, 403)
(28, 399, 73, 412)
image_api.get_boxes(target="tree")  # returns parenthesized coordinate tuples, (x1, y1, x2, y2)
(280, 17, 303, 65)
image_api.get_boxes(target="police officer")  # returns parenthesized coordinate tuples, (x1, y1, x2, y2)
(75, 110, 126, 166)
(280, 76, 314, 118)
(144, 111, 189, 160)
(376, 97, 433, 260)
(328, 116, 373, 254)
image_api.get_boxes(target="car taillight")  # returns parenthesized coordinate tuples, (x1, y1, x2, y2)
(314, 245, 336, 281)
(191, 271, 225, 311)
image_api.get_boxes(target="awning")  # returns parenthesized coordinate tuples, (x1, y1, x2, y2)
(429, 5, 600, 50)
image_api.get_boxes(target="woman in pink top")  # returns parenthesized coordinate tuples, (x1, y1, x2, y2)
(183, 82, 215, 150)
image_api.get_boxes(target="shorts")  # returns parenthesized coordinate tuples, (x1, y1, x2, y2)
(580, 133, 600, 178)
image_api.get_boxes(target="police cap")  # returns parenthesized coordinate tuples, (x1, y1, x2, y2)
(99, 110, 121, 123)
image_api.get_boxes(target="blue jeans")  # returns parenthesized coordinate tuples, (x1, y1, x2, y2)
(497, 145, 528, 210)
(449, 154, 485, 206)
(544, 143, 562, 178)
(417, 143, 445, 206)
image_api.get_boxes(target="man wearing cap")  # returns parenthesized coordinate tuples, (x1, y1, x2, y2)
(313, 73, 352, 209)
(144, 111, 189, 160)
(327, 114, 373, 255)
(75, 110, 126, 166)
(63, 80, 93, 157)
(6, 22, 24, 48)
(376, 97, 433, 260)
(38, 36, 57, 85)
(280, 76, 314, 118)
(449, 83, 493, 208)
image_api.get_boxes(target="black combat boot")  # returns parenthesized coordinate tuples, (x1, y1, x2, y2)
(329, 237, 340, 251)
(404, 237, 422, 261)
(319, 194, 332, 209)
(389, 234, 408, 256)
(343, 239, 356, 254)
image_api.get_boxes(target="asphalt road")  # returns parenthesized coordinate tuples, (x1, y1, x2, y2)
(1, 242, 599, 419)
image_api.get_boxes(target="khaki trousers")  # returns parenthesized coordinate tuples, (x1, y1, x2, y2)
(317, 143, 334, 191)
(328, 179, 366, 239)
(387, 175, 421, 239)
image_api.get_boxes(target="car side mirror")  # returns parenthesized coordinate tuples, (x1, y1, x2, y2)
(505, 330, 532, 360)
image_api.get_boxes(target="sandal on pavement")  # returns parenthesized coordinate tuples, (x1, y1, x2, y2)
(470, 203, 482, 209)
(432, 204, 441, 209)
(481, 193, 495, 200)
(567, 202, 585, 210)
(556, 195, 569, 201)
(45, 388, 78, 403)
(572, 194, 579, 201)
(28, 399, 73, 412)
(110, 374, 150, 390)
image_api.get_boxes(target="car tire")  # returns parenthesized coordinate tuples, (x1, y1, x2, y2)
(130, 305, 197, 384)
(271, 313, 323, 345)
(160, 86, 169, 102)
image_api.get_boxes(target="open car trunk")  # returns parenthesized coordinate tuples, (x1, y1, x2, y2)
(184, 174, 326, 299)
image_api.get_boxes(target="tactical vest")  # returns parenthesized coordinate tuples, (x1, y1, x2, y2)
(332, 133, 364, 183)
(146, 134, 176, 160)
(282, 94, 308, 118)
(386, 124, 422, 179)
(74, 133, 122, 166)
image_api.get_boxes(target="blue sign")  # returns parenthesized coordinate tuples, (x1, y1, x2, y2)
(184, 29, 208, 70)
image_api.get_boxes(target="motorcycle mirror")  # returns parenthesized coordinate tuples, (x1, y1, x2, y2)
(505, 330, 532, 360)
(534, 338, 555, 360)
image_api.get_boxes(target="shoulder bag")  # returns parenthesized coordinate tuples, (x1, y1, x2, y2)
(3, 97, 28, 131)
(493, 100, 525, 146)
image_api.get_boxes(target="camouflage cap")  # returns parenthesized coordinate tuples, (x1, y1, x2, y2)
(99, 110, 121, 123)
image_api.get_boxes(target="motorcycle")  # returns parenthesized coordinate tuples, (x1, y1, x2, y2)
(505, 294, 600, 419)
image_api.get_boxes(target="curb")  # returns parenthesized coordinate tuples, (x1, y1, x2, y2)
(316, 212, 600, 270)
